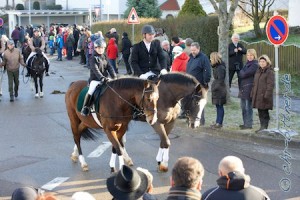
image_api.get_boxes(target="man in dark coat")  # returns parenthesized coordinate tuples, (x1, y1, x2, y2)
(105, 28, 119, 47)
(202, 156, 270, 200)
(131, 24, 167, 78)
(186, 42, 211, 126)
(121, 32, 132, 75)
(228, 33, 247, 88)
(73, 24, 80, 56)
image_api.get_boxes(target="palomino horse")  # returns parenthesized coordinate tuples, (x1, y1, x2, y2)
(109, 72, 208, 172)
(65, 78, 160, 171)
(30, 48, 46, 98)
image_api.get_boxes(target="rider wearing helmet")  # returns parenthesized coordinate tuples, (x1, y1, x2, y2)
(81, 39, 117, 116)
(131, 24, 167, 79)
(26, 28, 50, 77)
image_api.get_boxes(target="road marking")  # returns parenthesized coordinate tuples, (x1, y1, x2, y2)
(88, 142, 111, 158)
(41, 177, 69, 191)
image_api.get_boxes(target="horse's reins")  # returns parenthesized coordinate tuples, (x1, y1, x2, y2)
(98, 83, 156, 118)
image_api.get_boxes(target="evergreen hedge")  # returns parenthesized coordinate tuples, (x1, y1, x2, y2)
(92, 15, 218, 55)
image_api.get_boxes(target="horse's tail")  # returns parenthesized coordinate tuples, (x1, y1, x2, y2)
(81, 128, 99, 141)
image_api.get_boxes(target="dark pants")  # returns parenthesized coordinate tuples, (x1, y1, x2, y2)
(240, 98, 253, 128)
(123, 53, 132, 74)
(7, 70, 19, 97)
(80, 50, 86, 64)
(57, 48, 62, 60)
(108, 59, 118, 73)
(13, 39, 18, 48)
(258, 109, 270, 129)
(67, 46, 73, 60)
(216, 104, 225, 125)
(229, 69, 240, 88)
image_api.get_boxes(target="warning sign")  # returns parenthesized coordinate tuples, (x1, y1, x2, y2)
(127, 7, 140, 24)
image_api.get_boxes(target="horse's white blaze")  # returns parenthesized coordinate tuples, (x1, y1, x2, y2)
(118, 155, 124, 169)
(110, 153, 117, 169)
(150, 109, 158, 125)
(194, 97, 208, 128)
(41, 177, 69, 191)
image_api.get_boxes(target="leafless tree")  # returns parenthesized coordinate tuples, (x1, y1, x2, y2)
(208, 0, 240, 98)
(239, 0, 275, 38)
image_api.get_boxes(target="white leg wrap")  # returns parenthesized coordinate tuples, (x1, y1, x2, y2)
(156, 148, 163, 162)
(109, 153, 117, 168)
(72, 145, 79, 156)
(162, 148, 169, 163)
(118, 155, 124, 169)
(79, 155, 86, 166)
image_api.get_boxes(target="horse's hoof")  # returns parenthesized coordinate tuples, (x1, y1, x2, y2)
(35, 93, 39, 98)
(125, 159, 134, 166)
(111, 167, 116, 173)
(82, 164, 89, 171)
(71, 154, 78, 162)
(39, 92, 44, 98)
(157, 164, 168, 173)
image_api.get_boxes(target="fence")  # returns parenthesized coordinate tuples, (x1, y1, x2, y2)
(240, 40, 300, 75)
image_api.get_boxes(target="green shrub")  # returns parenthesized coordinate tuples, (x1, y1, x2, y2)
(92, 15, 218, 55)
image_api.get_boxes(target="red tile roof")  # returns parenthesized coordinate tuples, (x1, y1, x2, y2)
(160, 0, 180, 11)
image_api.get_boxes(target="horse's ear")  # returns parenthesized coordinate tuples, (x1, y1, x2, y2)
(195, 84, 202, 93)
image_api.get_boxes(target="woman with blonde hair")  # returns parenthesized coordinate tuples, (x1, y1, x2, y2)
(238, 49, 259, 130)
(252, 55, 274, 132)
(210, 52, 227, 128)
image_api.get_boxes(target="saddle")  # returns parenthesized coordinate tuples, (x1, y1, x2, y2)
(77, 84, 108, 113)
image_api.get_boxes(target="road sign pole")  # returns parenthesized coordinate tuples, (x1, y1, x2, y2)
(274, 45, 279, 129)
(132, 24, 135, 44)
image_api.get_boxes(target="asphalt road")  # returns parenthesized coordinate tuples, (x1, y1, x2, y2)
(0, 56, 299, 200)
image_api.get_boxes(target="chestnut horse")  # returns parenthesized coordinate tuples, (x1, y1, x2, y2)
(65, 77, 160, 171)
(109, 73, 208, 172)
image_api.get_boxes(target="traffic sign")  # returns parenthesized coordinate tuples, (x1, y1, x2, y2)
(0, 18, 3, 26)
(127, 7, 140, 24)
(266, 15, 289, 45)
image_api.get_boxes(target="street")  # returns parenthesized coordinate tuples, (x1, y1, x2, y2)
(0, 56, 299, 200)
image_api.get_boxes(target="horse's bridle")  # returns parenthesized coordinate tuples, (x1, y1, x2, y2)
(105, 83, 157, 118)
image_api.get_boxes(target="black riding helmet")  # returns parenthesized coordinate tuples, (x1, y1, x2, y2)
(141, 25, 155, 35)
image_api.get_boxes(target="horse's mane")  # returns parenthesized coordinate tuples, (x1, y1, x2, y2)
(160, 72, 198, 86)
(108, 77, 145, 90)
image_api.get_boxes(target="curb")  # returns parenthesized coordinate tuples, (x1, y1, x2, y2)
(200, 126, 300, 149)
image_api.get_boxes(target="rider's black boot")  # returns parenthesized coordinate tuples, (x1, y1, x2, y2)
(81, 94, 93, 116)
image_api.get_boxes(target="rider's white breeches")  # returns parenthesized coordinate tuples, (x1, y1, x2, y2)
(88, 80, 101, 95)
(26, 52, 50, 65)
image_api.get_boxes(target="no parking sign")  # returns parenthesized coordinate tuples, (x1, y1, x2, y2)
(266, 15, 289, 45)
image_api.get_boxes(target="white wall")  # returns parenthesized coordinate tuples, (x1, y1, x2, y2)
(288, 0, 300, 26)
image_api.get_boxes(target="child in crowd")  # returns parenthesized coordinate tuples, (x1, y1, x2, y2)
(48, 35, 55, 56)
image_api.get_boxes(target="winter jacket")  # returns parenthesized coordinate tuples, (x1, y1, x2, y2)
(186, 51, 211, 87)
(202, 171, 270, 200)
(66, 34, 75, 48)
(107, 38, 118, 60)
(89, 50, 117, 82)
(131, 40, 167, 76)
(121, 36, 132, 55)
(171, 52, 189, 72)
(211, 62, 227, 105)
(11, 28, 20, 40)
(56, 35, 64, 49)
(238, 60, 258, 100)
(167, 186, 202, 200)
(105, 31, 119, 46)
(252, 65, 275, 110)
(228, 42, 247, 71)
(29, 36, 45, 52)
(0, 47, 26, 71)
